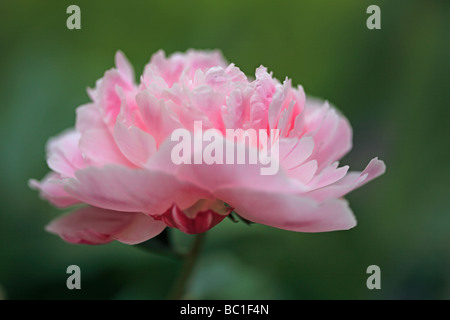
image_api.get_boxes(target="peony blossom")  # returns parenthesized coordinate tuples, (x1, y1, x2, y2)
(29, 49, 385, 245)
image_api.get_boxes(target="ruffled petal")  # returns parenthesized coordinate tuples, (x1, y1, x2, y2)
(306, 158, 386, 202)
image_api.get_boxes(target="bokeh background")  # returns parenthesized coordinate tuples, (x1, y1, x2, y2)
(0, 0, 449, 299)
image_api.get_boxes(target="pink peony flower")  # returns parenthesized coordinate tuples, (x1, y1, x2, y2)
(29, 49, 385, 245)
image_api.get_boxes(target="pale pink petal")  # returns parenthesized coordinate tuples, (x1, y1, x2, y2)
(253, 66, 277, 106)
(177, 101, 214, 132)
(280, 136, 314, 170)
(65, 165, 211, 215)
(184, 49, 227, 70)
(46, 206, 166, 245)
(303, 99, 330, 132)
(144, 49, 227, 88)
(46, 129, 84, 177)
(174, 134, 307, 193)
(76, 102, 135, 168)
(215, 187, 356, 232)
(222, 89, 245, 129)
(268, 79, 302, 130)
(288, 160, 318, 184)
(114, 211, 167, 244)
(224, 63, 247, 83)
(306, 158, 386, 202)
(303, 99, 353, 170)
(113, 121, 156, 167)
(247, 66, 278, 130)
(75, 103, 104, 133)
(28, 173, 79, 207)
(89, 52, 137, 128)
(79, 127, 134, 167)
(313, 114, 352, 171)
(136, 89, 181, 145)
(288, 112, 306, 138)
(97, 71, 134, 126)
(189, 85, 226, 130)
(115, 51, 135, 83)
(309, 162, 349, 189)
(203, 65, 246, 89)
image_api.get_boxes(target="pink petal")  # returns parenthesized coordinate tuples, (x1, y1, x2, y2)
(46, 206, 166, 245)
(115, 51, 135, 83)
(189, 85, 226, 130)
(215, 187, 356, 232)
(144, 49, 227, 88)
(113, 121, 156, 167)
(46, 129, 84, 177)
(98, 70, 134, 125)
(79, 127, 134, 167)
(75, 103, 104, 133)
(306, 158, 386, 202)
(76, 103, 135, 168)
(288, 160, 318, 184)
(28, 173, 79, 208)
(174, 134, 306, 193)
(184, 49, 227, 70)
(89, 52, 137, 128)
(280, 136, 314, 170)
(65, 165, 211, 216)
(313, 114, 352, 171)
(156, 203, 230, 234)
(309, 162, 349, 189)
(268, 79, 303, 133)
(136, 89, 181, 145)
(222, 89, 245, 129)
(303, 100, 352, 171)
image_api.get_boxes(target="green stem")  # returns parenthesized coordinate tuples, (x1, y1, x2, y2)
(168, 232, 206, 300)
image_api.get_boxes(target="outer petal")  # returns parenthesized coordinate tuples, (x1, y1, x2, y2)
(215, 187, 356, 232)
(306, 158, 386, 202)
(64, 165, 211, 215)
(46, 129, 84, 177)
(46, 206, 166, 245)
(28, 173, 79, 208)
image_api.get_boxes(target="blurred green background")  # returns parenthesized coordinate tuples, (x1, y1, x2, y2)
(0, 0, 449, 299)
